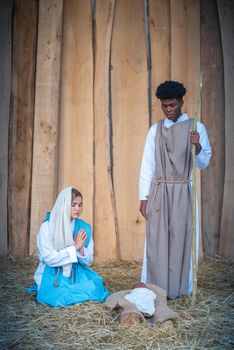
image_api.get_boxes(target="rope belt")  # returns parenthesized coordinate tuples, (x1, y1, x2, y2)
(53, 267, 61, 288)
(53, 266, 75, 288)
(153, 178, 190, 185)
(151, 178, 190, 210)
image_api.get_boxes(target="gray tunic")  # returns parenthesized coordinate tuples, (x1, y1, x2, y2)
(146, 119, 193, 298)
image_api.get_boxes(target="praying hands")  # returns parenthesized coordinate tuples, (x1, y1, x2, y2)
(74, 228, 87, 255)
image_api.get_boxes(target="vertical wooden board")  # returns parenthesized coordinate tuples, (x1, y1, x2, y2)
(201, 0, 225, 257)
(217, 0, 234, 258)
(111, 0, 148, 260)
(94, 0, 118, 262)
(29, 0, 63, 255)
(0, 0, 13, 255)
(58, 0, 93, 226)
(170, 0, 200, 116)
(8, 0, 38, 258)
(149, 0, 170, 123)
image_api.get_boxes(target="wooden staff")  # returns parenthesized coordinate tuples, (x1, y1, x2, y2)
(191, 72, 203, 305)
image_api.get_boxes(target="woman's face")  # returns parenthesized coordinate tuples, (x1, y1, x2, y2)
(71, 196, 83, 219)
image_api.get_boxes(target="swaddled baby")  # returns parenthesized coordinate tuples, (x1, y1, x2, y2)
(105, 282, 177, 325)
(124, 282, 156, 317)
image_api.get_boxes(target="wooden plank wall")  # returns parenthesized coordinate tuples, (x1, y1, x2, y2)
(170, 0, 200, 117)
(58, 0, 94, 226)
(8, 0, 38, 258)
(0, 0, 13, 255)
(217, 0, 234, 259)
(93, 0, 120, 262)
(201, 0, 225, 257)
(111, 0, 148, 260)
(2, 0, 234, 261)
(29, 0, 63, 254)
(149, 0, 170, 124)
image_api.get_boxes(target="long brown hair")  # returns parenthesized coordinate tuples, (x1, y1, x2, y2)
(71, 188, 83, 200)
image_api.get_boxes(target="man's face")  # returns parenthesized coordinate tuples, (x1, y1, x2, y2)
(160, 98, 184, 122)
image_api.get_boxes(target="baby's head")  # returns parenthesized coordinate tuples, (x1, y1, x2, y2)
(124, 282, 156, 318)
(132, 282, 147, 289)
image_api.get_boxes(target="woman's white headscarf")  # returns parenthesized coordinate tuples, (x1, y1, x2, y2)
(48, 186, 74, 277)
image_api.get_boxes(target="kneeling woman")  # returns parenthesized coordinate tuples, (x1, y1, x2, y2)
(33, 186, 109, 307)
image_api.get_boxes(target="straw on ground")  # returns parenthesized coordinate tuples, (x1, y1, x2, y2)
(0, 257, 233, 349)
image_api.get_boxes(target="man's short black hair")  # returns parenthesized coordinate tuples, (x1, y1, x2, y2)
(156, 81, 186, 100)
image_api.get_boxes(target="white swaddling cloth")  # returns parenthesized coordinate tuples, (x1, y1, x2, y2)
(48, 186, 74, 277)
(124, 287, 157, 316)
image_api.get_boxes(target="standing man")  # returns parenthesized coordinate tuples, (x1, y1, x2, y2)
(139, 81, 212, 298)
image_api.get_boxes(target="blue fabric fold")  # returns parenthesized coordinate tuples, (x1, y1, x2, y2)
(25, 282, 38, 294)
(36, 263, 109, 307)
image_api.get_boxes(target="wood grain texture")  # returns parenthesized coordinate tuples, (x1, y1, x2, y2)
(149, 0, 170, 123)
(170, 0, 200, 116)
(217, 0, 234, 258)
(29, 0, 63, 255)
(111, 0, 148, 260)
(93, 0, 119, 262)
(58, 0, 94, 226)
(0, 0, 13, 255)
(8, 0, 38, 258)
(201, 0, 225, 257)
